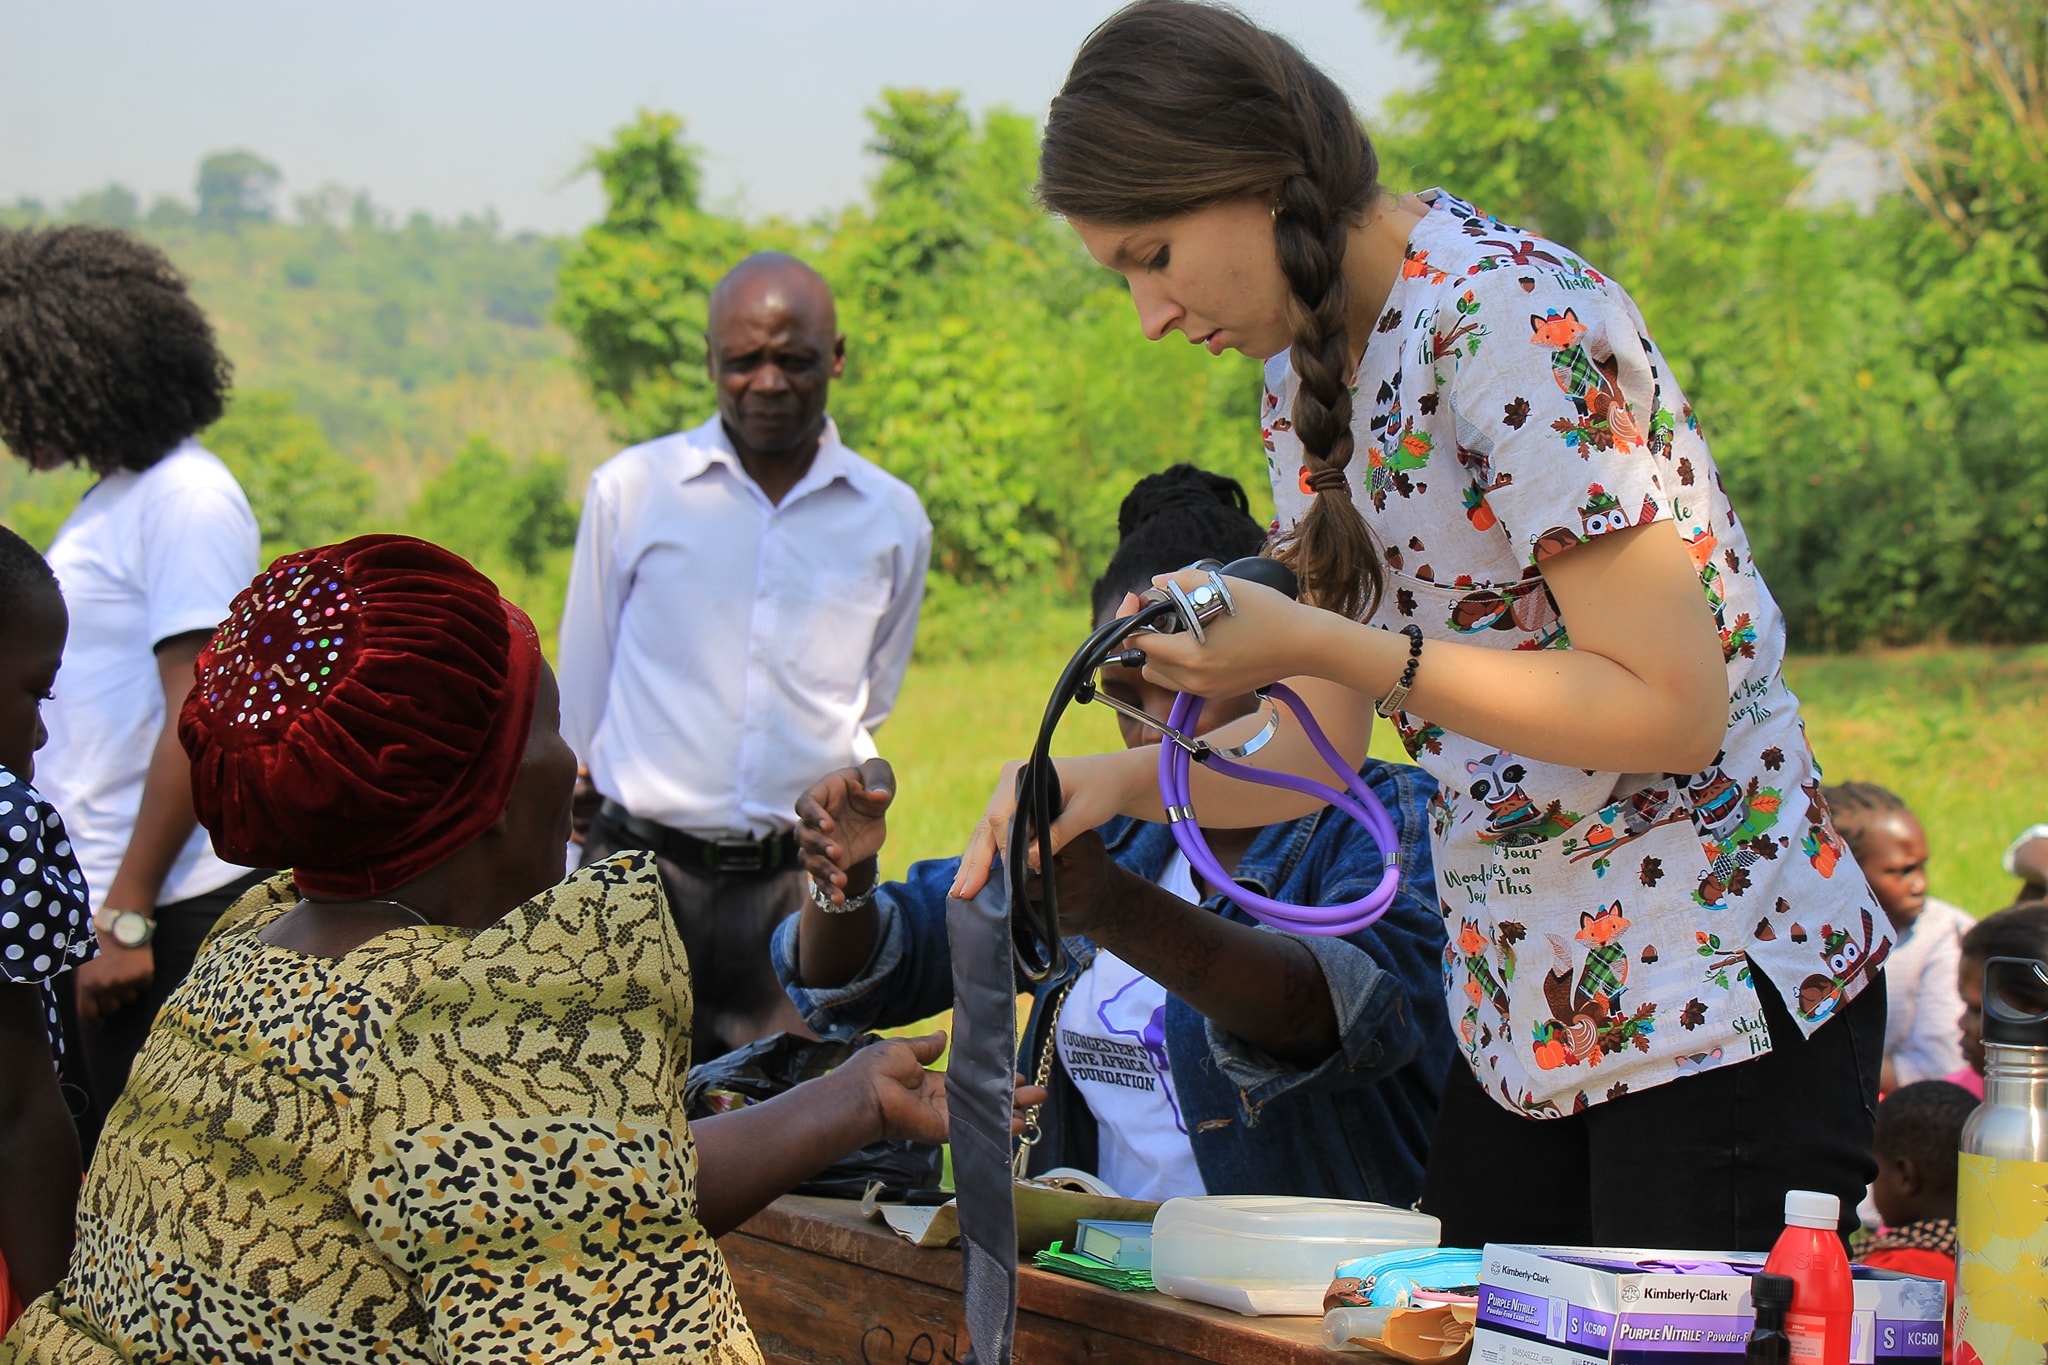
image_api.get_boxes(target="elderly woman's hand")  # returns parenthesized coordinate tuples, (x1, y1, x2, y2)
(835, 1032, 1048, 1148)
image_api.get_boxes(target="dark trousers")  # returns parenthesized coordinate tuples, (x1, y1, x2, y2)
(1420, 969, 1885, 1252)
(581, 815, 810, 1061)
(72, 869, 271, 1159)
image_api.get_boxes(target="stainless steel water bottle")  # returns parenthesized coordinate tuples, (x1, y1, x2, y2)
(1955, 955, 2048, 1362)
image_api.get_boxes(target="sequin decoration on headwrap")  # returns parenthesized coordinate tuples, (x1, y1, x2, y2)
(205, 557, 361, 732)
(180, 534, 542, 897)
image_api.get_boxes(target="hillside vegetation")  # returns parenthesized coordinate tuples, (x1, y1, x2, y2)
(8, 0, 2044, 657)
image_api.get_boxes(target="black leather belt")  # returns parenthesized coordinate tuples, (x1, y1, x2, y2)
(595, 799, 800, 875)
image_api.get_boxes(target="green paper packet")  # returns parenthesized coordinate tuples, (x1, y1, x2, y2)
(1032, 1241, 1155, 1292)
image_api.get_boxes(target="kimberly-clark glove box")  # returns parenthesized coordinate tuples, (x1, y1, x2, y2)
(1473, 1244, 1946, 1364)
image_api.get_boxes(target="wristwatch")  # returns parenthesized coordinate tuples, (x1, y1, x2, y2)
(92, 906, 158, 948)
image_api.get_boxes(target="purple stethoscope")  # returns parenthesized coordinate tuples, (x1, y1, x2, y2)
(1006, 556, 1403, 982)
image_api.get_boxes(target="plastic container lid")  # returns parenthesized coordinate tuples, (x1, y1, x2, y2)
(1151, 1196, 1441, 1317)
(1783, 1190, 1840, 1229)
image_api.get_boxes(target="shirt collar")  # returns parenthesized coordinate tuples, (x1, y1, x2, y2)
(681, 413, 864, 504)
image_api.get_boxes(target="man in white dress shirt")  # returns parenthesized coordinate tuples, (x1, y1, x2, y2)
(559, 252, 931, 1056)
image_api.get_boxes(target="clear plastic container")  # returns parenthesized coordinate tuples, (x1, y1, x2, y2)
(1151, 1195, 1441, 1316)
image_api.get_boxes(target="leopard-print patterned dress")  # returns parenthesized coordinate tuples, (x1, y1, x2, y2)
(1, 855, 763, 1364)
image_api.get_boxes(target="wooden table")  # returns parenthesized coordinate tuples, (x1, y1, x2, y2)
(721, 1196, 1346, 1364)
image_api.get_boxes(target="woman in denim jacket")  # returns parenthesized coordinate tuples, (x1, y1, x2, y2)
(784, 466, 1451, 1206)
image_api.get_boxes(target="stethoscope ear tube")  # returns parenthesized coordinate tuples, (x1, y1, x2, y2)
(1007, 606, 1174, 982)
(1003, 557, 1403, 980)
(1160, 683, 1401, 936)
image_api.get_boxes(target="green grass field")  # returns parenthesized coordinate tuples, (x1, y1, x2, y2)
(877, 641, 2044, 917)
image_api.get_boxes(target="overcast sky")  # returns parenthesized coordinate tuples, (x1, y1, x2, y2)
(2, 1, 1418, 234)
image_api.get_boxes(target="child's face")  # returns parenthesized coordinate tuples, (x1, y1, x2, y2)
(1856, 812, 1931, 932)
(1869, 1143, 1912, 1228)
(1959, 952, 1986, 1074)
(0, 586, 68, 780)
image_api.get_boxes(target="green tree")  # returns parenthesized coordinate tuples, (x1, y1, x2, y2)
(409, 435, 576, 577)
(62, 183, 139, 228)
(556, 96, 1267, 612)
(203, 389, 373, 560)
(1744, 0, 2048, 363)
(1720, 0, 2048, 638)
(196, 150, 282, 230)
(1360, 0, 2048, 646)
(554, 112, 765, 443)
(821, 92, 1262, 589)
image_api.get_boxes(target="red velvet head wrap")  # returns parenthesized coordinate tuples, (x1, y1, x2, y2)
(180, 534, 543, 896)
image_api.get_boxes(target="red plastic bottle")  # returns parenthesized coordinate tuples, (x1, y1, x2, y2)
(1761, 1190, 1854, 1365)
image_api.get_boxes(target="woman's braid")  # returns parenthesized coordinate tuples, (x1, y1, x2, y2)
(1267, 73, 1383, 619)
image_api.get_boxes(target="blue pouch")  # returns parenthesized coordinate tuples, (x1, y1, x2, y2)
(1324, 1247, 1485, 1309)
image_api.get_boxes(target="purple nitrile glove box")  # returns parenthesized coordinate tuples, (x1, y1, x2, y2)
(1473, 1244, 1946, 1365)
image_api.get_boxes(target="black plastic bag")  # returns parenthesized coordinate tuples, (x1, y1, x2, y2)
(684, 1030, 943, 1202)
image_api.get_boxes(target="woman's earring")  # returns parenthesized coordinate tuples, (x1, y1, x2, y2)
(1270, 203, 1281, 220)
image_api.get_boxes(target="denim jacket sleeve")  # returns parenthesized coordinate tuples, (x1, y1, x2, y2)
(771, 854, 965, 1038)
(1202, 761, 1448, 1112)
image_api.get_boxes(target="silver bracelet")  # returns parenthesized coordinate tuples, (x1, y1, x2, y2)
(809, 875, 877, 916)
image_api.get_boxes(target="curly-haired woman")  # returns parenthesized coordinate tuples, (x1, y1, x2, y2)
(954, 0, 1888, 1251)
(0, 225, 263, 1141)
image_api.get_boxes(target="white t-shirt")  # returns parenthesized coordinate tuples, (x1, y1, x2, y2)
(39, 441, 259, 907)
(1055, 851, 1208, 1202)
(1881, 897, 1973, 1087)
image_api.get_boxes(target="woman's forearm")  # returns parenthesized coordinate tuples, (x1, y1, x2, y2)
(1300, 603, 1723, 775)
(794, 858, 882, 989)
(691, 1072, 877, 1237)
(103, 633, 211, 913)
(1084, 867, 1338, 1066)
(1139, 522, 1727, 782)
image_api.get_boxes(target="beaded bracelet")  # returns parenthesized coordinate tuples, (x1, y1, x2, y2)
(1374, 625, 1424, 718)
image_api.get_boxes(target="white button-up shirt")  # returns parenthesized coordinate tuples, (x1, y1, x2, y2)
(559, 415, 931, 839)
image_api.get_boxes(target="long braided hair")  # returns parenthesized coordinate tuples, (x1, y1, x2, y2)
(1038, 0, 1385, 620)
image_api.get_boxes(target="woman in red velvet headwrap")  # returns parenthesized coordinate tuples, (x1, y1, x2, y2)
(1, 535, 1008, 1364)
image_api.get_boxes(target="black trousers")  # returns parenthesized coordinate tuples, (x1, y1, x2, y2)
(71, 869, 271, 1159)
(1419, 969, 1885, 1252)
(581, 815, 810, 1061)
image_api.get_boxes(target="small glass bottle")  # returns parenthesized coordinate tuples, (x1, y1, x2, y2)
(1745, 1272, 1793, 1365)
(1957, 955, 2048, 1360)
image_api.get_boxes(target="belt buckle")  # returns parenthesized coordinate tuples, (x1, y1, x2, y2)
(711, 838, 767, 873)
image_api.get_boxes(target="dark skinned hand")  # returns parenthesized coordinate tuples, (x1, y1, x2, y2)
(76, 941, 154, 1025)
(569, 767, 601, 845)
(832, 1032, 1048, 1145)
(795, 758, 895, 905)
(1024, 829, 1134, 940)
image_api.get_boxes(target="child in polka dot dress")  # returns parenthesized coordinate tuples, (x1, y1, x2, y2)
(0, 526, 94, 1324)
